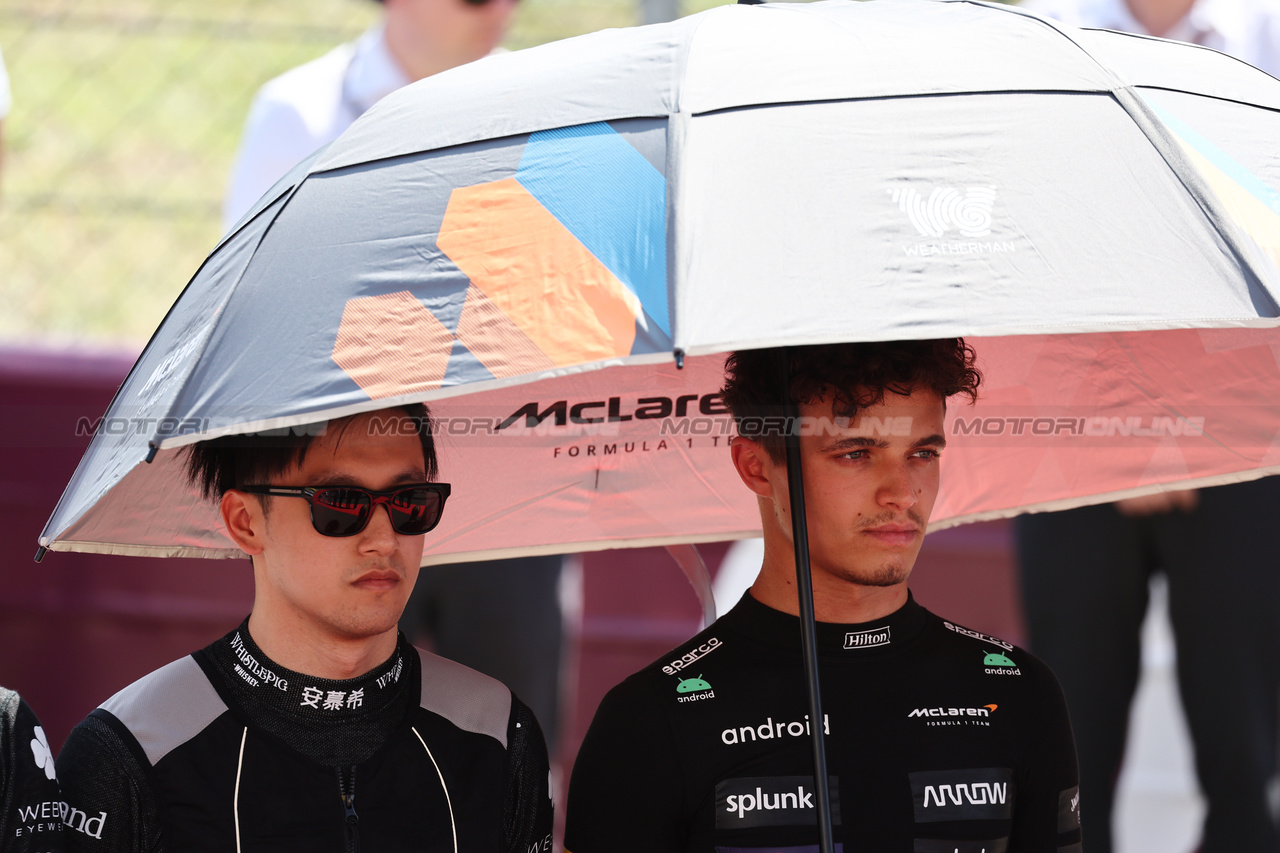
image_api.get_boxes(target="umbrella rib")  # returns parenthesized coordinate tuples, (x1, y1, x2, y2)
(688, 87, 1116, 120)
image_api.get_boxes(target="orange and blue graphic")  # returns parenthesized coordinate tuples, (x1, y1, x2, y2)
(1145, 98, 1280, 274)
(333, 121, 669, 399)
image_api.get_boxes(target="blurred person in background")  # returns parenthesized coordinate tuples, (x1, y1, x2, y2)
(223, 0, 568, 758)
(0, 45, 10, 184)
(1025, 0, 1280, 65)
(1017, 7, 1280, 853)
(223, 0, 519, 229)
(2, 687, 64, 853)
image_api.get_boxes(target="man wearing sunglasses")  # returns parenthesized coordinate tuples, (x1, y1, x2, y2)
(55, 404, 554, 852)
(223, 0, 571, 769)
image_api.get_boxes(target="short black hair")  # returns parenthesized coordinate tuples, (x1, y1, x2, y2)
(184, 403, 437, 500)
(720, 339, 981, 461)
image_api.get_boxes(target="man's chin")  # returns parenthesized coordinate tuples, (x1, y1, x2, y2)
(329, 607, 407, 642)
(857, 572, 910, 588)
(835, 562, 912, 588)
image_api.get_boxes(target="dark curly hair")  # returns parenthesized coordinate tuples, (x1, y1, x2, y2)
(184, 403, 437, 501)
(720, 339, 981, 461)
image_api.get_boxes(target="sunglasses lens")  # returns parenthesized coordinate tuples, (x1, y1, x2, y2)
(306, 486, 446, 537)
(311, 488, 372, 536)
(387, 487, 445, 535)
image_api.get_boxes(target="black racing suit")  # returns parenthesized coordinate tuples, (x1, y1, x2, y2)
(567, 592, 1081, 853)
(56, 624, 553, 853)
(2, 687, 65, 852)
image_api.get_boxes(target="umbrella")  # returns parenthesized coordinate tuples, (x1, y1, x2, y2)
(36, 0, 1280, 846)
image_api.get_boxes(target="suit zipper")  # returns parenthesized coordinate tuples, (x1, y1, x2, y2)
(338, 766, 359, 853)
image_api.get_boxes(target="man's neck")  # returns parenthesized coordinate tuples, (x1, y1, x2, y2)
(382, 16, 459, 83)
(246, 611, 399, 680)
(750, 556, 909, 624)
(1125, 0, 1197, 37)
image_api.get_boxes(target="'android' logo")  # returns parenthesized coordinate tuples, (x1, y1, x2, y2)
(983, 651, 1021, 676)
(677, 675, 712, 693)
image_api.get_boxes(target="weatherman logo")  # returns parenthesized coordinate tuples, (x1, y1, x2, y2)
(844, 625, 890, 649)
(910, 768, 1014, 823)
(890, 186, 997, 238)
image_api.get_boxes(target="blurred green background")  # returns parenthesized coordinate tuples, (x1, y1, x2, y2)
(0, 0, 723, 344)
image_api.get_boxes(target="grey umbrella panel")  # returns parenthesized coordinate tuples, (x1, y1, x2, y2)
(674, 90, 1279, 354)
(43, 118, 678, 549)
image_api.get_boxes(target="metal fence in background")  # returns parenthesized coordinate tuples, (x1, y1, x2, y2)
(0, 0, 643, 344)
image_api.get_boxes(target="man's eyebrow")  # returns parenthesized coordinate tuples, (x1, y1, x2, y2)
(819, 434, 948, 453)
(820, 436, 887, 452)
(915, 433, 947, 448)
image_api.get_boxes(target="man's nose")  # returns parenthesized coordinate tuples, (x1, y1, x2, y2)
(358, 502, 400, 552)
(877, 461, 918, 510)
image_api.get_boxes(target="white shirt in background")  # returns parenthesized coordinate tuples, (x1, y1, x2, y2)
(222, 24, 409, 232)
(0, 46, 12, 120)
(1023, 0, 1280, 73)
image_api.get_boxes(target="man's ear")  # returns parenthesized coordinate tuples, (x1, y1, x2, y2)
(221, 490, 266, 556)
(730, 436, 780, 499)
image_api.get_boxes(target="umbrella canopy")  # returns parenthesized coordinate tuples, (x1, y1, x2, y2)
(39, 0, 1280, 564)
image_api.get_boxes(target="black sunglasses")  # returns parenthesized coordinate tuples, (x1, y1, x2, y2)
(241, 483, 451, 537)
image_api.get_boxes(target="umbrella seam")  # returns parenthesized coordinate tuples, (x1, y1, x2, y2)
(1112, 84, 1280, 314)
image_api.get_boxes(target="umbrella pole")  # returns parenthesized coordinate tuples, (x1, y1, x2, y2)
(778, 349, 836, 853)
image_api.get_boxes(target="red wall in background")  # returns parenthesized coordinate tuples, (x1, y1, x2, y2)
(1, 345, 1026, 771)
(0, 345, 253, 751)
